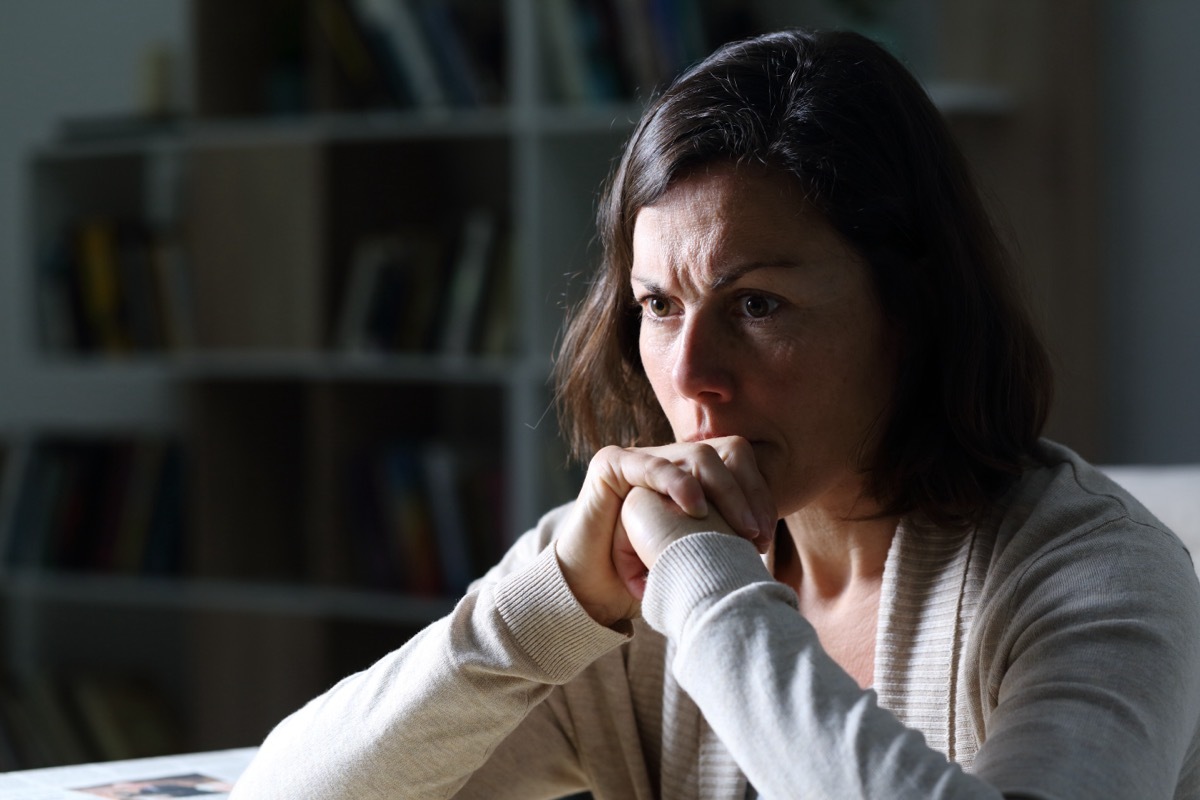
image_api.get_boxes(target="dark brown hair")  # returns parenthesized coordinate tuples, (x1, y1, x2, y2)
(553, 29, 1052, 529)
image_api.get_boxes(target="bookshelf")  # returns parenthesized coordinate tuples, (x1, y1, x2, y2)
(1, 0, 1098, 767)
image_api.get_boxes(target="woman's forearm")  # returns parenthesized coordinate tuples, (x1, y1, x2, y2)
(231, 542, 627, 800)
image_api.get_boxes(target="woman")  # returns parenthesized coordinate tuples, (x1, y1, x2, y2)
(232, 30, 1200, 799)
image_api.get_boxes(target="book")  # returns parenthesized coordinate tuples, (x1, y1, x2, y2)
(613, 0, 662, 98)
(315, 0, 395, 109)
(439, 209, 498, 355)
(539, 0, 590, 104)
(38, 221, 189, 356)
(413, 0, 484, 107)
(75, 219, 128, 354)
(352, 0, 449, 109)
(441, 0, 506, 104)
(2, 438, 183, 575)
(336, 232, 446, 353)
(384, 446, 444, 595)
(576, 0, 630, 100)
(473, 226, 514, 355)
(319, 0, 412, 109)
(344, 440, 508, 593)
(421, 442, 473, 594)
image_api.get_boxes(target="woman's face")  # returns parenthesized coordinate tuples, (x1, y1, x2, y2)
(631, 163, 897, 519)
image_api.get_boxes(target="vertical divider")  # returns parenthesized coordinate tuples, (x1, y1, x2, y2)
(506, 0, 548, 538)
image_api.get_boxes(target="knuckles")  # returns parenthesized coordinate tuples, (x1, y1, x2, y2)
(717, 435, 755, 462)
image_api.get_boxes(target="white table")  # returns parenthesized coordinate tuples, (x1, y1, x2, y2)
(0, 747, 255, 799)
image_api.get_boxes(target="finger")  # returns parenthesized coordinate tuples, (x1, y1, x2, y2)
(710, 437, 777, 548)
(679, 443, 764, 541)
(592, 446, 709, 519)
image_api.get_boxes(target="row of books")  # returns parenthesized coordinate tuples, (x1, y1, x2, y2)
(319, 0, 506, 110)
(1, 439, 185, 575)
(37, 218, 194, 356)
(322, 0, 718, 112)
(336, 208, 513, 356)
(0, 672, 180, 770)
(540, 0, 712, 104)
(37, 207, 511, 358)
(345, 441, 507, 596)
(0, 435, 507, 597)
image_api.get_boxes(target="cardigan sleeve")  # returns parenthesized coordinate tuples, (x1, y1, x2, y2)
(642, 532, 1004, 799)
(969, 516, 1200, 799)
(230, 508, 629, 800)
(642, 522, 1200, 800)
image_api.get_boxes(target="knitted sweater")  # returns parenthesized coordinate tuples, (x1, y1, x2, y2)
(232, 441, 1200, 798)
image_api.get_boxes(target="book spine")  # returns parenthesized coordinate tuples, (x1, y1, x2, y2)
(414, 0, 483, 107)
(353, 0, 449, 108)
(440, 209, 497, 355)
(75, 219, 128, 354)
(421, 442, 473, 594)
(539, 0, 590, 104)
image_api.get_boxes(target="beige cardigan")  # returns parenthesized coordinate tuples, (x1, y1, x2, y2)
(232, 441, 1200, 799)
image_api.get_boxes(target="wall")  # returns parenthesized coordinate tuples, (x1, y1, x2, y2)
(1102, 0, 1200, 463)
(0, 0, 186, 430)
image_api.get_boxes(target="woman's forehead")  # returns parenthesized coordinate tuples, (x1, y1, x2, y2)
(630, 166, 850, 286)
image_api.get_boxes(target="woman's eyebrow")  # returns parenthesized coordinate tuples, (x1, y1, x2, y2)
(709, 259, 806, 290)
(631, 260, 807, 295)
(629, 275, 664, 294)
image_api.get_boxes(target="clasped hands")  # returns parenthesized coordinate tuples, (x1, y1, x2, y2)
(556, 436, 777, 628)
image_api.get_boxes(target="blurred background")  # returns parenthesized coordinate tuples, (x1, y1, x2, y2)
(0, 0, 1195, 770)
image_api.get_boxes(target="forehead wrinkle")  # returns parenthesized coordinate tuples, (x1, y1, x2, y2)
(633, 195, 745, 295)
(631, 164, 820, 295)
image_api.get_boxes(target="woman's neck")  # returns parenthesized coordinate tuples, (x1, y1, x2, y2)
(774, 507, 898, 602)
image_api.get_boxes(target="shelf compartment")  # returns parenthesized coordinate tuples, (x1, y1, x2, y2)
(185, 379, 508, 594)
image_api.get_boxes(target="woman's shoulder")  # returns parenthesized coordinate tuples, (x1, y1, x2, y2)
(983, 438, 1196, 594)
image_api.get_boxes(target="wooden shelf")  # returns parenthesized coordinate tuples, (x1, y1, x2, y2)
(34, 79, 1012, 160)
(926, 81, 1014, 116)
(0, 569, 456, 625)
(35, 351, 548, 386)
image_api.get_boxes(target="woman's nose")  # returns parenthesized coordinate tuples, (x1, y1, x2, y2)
(671, 316, 735, 403)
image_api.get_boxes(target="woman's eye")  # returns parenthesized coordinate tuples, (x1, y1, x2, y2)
(739, 294, 779, 319)
(644, 296, 671, 317)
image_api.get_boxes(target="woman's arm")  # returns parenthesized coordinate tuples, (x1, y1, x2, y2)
(637, 512, 1200, 799)
(231, 437, 772, 799)
(230, 515, 628, 800)
(643, 530, 999, 798)
(969, 517, 1200, 798)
